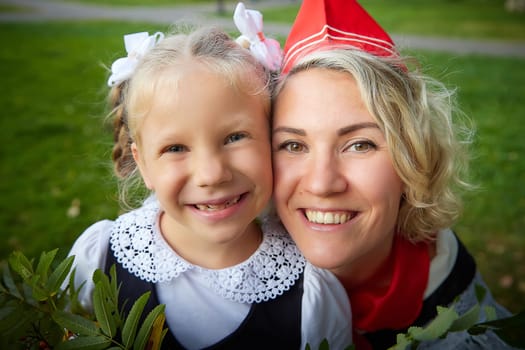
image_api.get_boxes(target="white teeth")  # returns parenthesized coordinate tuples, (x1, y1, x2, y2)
(305, 210, 352, 224)
(195, 196, 241, 211)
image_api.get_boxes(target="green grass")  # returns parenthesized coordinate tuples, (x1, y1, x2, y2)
(0, 4, 33, 13)
(1, 2, 524, 315)
(0, 21, 158, 260)
(38, 0, 525, 40)
(62, 0, 230, 5)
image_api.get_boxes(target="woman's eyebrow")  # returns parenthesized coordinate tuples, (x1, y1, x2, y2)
(272, 126, 306, 136)
(338, 122, 380, 136)
(273, 122, 380, 137)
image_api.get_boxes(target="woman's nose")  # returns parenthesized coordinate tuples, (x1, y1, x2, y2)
(193, 152, 233, 187)
(302, 154, 347, 196)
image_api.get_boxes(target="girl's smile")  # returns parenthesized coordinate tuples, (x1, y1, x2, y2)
(188, 193, 249, 222)
(192, 193, 243, 211)
(132, 64, 272, 267)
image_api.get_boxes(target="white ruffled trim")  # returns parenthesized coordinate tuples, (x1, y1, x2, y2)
(109, 203, 306, 303)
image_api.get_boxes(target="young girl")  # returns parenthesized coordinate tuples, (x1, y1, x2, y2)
(66, 25, 352, 349)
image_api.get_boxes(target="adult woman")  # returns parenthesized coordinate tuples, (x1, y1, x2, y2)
(271, 0, 513, 348)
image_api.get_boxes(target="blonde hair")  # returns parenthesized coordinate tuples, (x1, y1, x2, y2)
(275, 48, 474, 242)
(108, 26, 272, 208)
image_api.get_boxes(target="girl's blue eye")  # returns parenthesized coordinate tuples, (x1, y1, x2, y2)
(166, 144, 187, 153)
(226, 132, 247, 144)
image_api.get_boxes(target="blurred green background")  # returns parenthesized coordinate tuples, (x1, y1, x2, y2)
(1, 0, 524, 313)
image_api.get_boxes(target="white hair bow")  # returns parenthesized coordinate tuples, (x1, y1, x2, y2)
(233, 2, 283, 71)
(107, 31, 165, 87)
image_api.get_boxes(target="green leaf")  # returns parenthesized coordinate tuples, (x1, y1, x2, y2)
(484, 305, 497, 322)
(448, 304, 480, 332)
(93, 267, 118, 309)
(92, 284, 117, 337)
(68, 268, 88, 315)
(35, 249, 59, 282)
(109, 265, 119, 301)
(474, 284, 487, 303)
(389, 333, 411, 350)
(147, 311, 167, 350)
(20, 282, 37, 307)
(411, 306, 458, 341)
(0, 304, 32, 335)
(121, 292, 151, 348)
(134, 304, 166, 350)
(0, 305, 18, 332)
(54, 335, 112, 350)
(318, 338, 330, 350)
(8, 251, 34, 282)
(31, 279, 50, 302)
(468, 311, 525, 348)
(29, 272, 53, 302)
(46, 255, 75, 295)
(52, 310, 100, 336)
(1, 264, 22, 300)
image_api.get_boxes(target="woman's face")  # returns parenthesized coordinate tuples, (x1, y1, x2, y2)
(272, 68, 404, 281)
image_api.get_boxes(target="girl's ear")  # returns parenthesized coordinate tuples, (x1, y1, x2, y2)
(131, 142, 154, 190)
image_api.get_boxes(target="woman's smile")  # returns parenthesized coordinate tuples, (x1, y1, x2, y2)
(304, 209, 357, 225)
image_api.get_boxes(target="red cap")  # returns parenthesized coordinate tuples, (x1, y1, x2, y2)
(282, 0, 397, 74)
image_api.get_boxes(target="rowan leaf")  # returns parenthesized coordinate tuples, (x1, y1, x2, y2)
(92, 284, 116, 337)
(54, 335, 111, 350)
(121, 292, 151, 348)
(468, 311, 525, 348)
(0, 304, 29, 334)
(411, 306, 458, 341)
(8, 251, 33, 282)
(52, 310, 99, 336)
(449, 304, 480, 332)
(134, 304, 166, 350)
(46, 255, 75, 294)
(318, 339, 330, 350)
(35, 249, 58, 282)
(1, 264, 22, 300)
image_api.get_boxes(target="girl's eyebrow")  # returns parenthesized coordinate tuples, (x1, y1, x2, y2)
(273, 122, 380, 137)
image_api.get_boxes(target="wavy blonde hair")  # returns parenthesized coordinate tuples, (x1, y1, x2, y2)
(274, 48, 474, 242)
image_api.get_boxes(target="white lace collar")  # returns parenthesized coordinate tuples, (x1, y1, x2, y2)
(110, 203, 306, 303)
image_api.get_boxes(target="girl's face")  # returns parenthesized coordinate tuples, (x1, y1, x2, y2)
(132, 65, 272, 263)
(272, 68, 404, 282)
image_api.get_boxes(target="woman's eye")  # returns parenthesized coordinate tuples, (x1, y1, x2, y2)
(165, 144, 187, 153)
(347, 141, 375, 153)
(225, 132, 248, 144)
(279, 141, 305, 153)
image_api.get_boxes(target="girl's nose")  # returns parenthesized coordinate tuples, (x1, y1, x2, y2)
(302, 154, 347, 196)
(193, 152, 233, 187)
